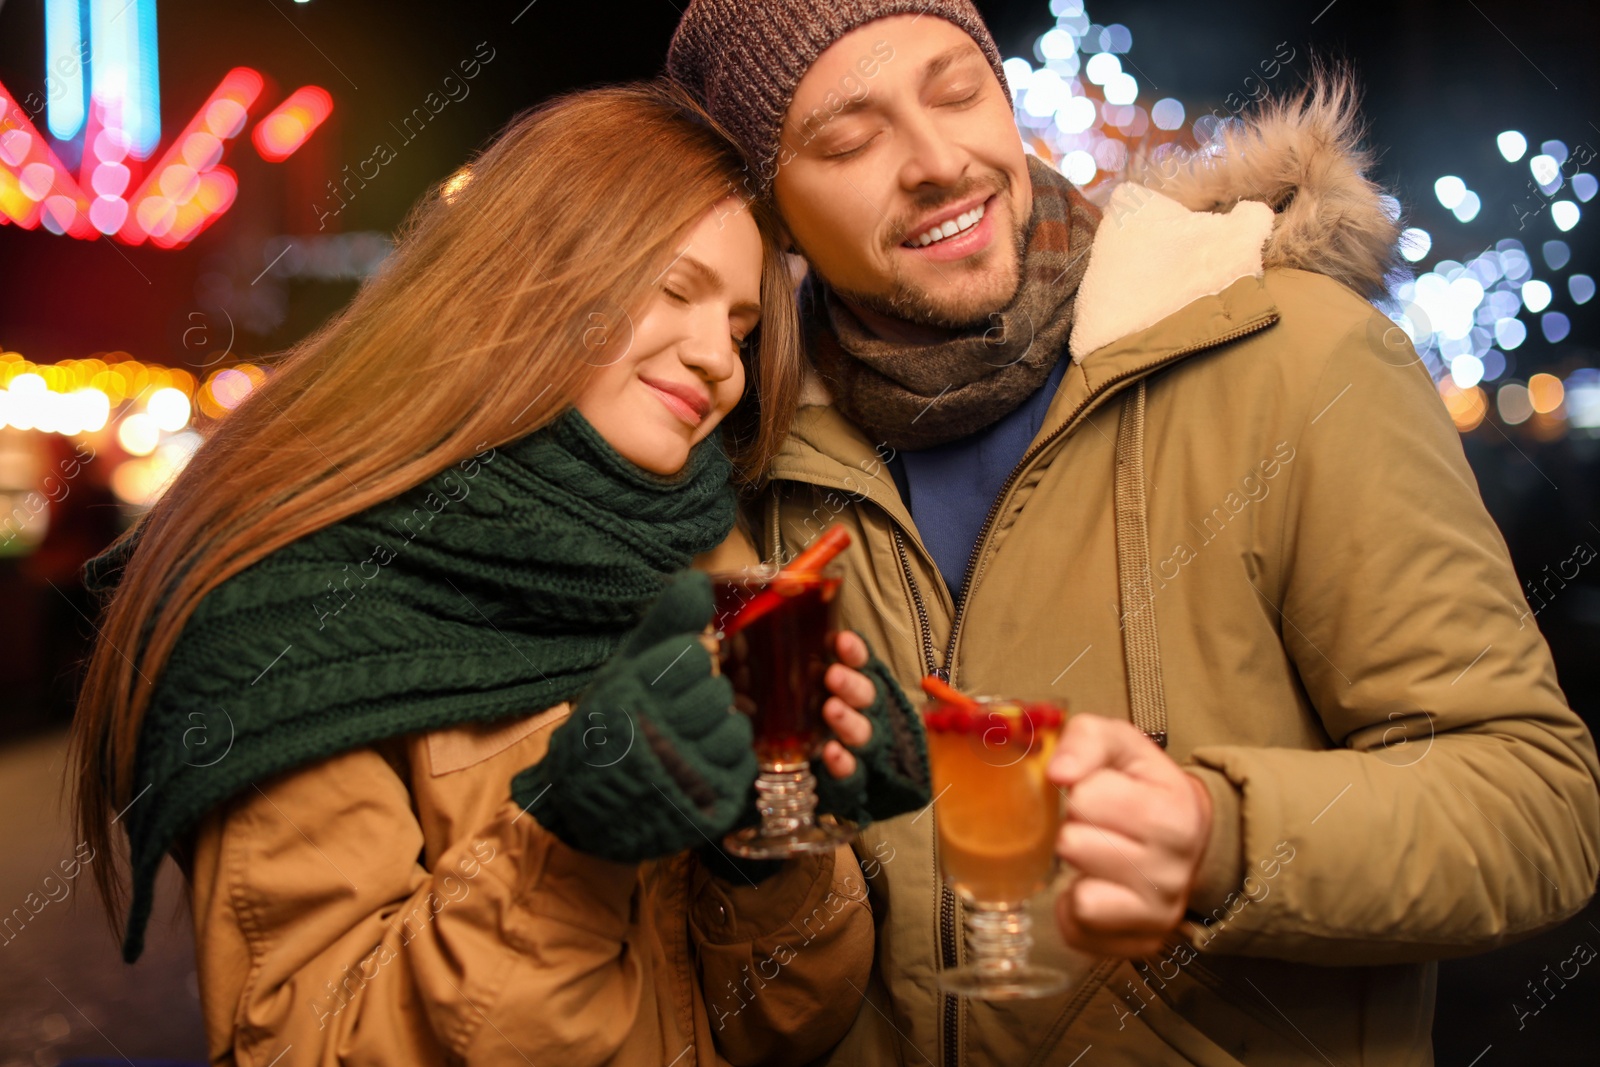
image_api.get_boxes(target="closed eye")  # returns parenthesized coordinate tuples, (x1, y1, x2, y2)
(825, 133, 878, 160)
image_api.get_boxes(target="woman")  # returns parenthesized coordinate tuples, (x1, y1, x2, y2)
(71, 82, 929, 1065)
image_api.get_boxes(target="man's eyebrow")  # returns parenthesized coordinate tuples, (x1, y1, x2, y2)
(922, 42, 985, 85)
(801, 43, 987, 128)
(678, 254, 761, 315)
(831, 95, 877, 120)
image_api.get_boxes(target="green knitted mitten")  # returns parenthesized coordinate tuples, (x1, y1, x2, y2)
(512, 571, 757, 864)
(813, 648, 931, 829)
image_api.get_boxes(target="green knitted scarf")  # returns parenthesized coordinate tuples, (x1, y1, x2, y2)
(84, 410, 736, 962)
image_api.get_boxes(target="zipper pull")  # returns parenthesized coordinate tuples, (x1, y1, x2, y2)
(929, 665, 951, 683)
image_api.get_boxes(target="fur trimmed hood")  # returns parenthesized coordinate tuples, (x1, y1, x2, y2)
(1068, 69, 1402, 363)
(1122, 69, 1403, 305)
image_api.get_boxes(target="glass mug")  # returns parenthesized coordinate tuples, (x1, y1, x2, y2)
(923, 694, 1070, 999)
(710, 562, 855, 859)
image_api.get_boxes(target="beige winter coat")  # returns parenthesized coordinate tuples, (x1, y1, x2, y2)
(181, 538, 875, 1066)
(753, 93, 1600, 1065)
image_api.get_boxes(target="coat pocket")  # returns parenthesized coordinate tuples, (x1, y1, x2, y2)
(1125, 950, 1356, 1067)
(1109, 959, 1250, 1067)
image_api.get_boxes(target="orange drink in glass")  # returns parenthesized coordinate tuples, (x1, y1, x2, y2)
(924, 696, 1069, 999)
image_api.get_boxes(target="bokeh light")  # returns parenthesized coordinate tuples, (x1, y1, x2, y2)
(1440, 380, 1488, 431)
(1497, 382, 1533, 425)
(117, 412, 161, 456)
(1529, 373, 1565, 414)
(1150, 98, 1184, 130)
(1541, 312, 1571, 343)
(1521, 280, 1552, 313)
(1450, 354, 1486, 389)
(1497, 130, 1528, 162)
(1567, 370, 1600, 429)
(146, 386, 192, 431)
(1495, 317, 1528, 350)
(1399, 227, 1432, 262)
(1530, 154, 1560, 188)
(1434, 176, 1467, 210)
(1482, 349, 1508, 382)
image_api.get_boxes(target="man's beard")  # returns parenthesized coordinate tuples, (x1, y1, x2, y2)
(831, 231, 1027, 330)
(829, 179, 1032, 331)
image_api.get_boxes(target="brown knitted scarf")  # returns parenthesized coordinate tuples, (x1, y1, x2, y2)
(806, 155, 1102, 450)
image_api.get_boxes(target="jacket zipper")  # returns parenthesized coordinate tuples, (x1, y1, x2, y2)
(937, 885, 960, 1064)
(767, 490, 786, 564)
(940, 316, 1278, 686)
(887, 314, 1277, 1067)
(890, 526, 961, 1063)
(892, 528, 941, 681)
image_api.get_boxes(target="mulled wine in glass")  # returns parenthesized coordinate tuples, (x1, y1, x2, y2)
(711, 562, 855, 858)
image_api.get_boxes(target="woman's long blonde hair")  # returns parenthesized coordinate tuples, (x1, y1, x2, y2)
(70, 80, 800, 930)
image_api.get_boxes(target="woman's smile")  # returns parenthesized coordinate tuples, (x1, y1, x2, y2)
(640, 375, 711, 426)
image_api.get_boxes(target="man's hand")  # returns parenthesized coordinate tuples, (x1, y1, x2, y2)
(1048, 715, 1214, 957)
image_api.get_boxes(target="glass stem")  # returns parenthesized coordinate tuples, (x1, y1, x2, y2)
(965, 902, 1034, 978)
(754, 763, 819, 837)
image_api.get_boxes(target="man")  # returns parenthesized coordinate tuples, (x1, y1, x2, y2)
(669, 3, 1600, 1064)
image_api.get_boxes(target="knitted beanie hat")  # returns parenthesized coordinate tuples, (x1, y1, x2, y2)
(667, 0, 1011, 194)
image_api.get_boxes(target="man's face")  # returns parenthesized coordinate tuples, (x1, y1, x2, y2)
(772, 14, 1032, 330)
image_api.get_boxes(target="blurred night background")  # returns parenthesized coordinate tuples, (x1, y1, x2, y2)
(1, 0, 1596, 1062)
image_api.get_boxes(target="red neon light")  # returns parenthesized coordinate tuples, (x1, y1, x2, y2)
(79, 99, 139, 236)
(149, 166, 237, 249)
(1, 67, 336, 250)
(120, 67, 262, 247)
(0, 81, 95, 237)
(251, 86, 333, 163)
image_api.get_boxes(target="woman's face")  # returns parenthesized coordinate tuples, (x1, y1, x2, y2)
(575, 197, 763, 476)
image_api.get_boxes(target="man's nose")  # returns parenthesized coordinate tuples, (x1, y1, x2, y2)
(897, 109, 968, 190)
